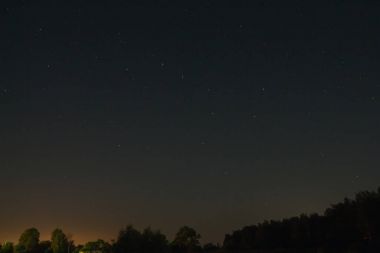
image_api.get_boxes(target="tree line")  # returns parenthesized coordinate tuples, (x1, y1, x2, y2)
(223, 187, 380, 252)
(1, 187, 380, 253)
(0, 226, 214, 253)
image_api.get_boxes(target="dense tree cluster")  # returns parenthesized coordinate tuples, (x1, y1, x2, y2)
(114, 226, 170, 253)
(223, 188, 380, 252)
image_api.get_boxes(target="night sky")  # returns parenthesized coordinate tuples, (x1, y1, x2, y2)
(1, 0, 380, 245)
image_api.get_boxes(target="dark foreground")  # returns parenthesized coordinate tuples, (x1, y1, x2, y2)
(1, 188, 379, 253)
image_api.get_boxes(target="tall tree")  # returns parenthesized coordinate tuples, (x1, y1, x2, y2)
(114, 225, 142, 253)
(172, 226, 201, 253)
(51, 229, 68, 253)
(18, 228, 40, 253)
(141, 227, 168, 253)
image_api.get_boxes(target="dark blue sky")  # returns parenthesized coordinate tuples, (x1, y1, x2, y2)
(0, 0, 379, 244)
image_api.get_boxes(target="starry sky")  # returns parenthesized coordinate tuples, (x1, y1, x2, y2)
(1, 0, 380, 245)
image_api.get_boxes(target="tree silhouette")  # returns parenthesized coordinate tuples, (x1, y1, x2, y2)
(114, 225, 142, 253)
(113, 226, 169, 253)
(172, 226, 201, 253)
(140, 227, 168, 253)
(2, 186, 380, 253)
(17, 228, 40, 253)
(223, 188, 380, 252)
(51, 229, 68, 253)
(0, 242, 14, 253)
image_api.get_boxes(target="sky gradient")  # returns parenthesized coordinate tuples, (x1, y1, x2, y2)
(1, 0, 380, 244)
